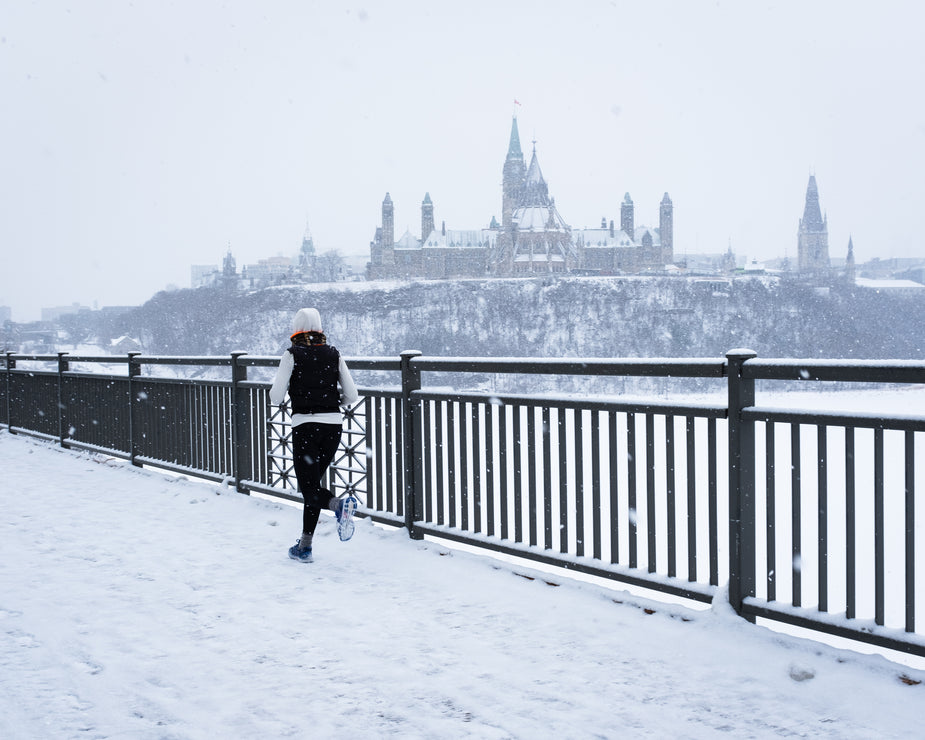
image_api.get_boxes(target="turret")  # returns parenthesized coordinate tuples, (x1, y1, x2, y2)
(381, 193, 395, 266)
(222, 247, 236, 278)
(659, 192, 674, 263)
(421, 192, 434, 241)
(621, 193, 634, 237)
(299, 222, 316, 275)
(845, 236, 856, 283)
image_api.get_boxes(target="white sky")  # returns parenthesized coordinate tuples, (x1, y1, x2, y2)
(2, 0, 924, 321)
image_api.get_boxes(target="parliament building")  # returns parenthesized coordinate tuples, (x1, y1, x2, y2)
(367, 117, 674, 280)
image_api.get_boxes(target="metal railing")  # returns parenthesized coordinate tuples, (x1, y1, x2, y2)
(731, 354, 925, 655)
(2, 349, 923, 659)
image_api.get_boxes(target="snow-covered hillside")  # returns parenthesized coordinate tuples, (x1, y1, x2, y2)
(82, 276, 925, 365)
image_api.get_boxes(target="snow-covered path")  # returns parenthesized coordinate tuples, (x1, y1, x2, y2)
(1, 433, 922, 739)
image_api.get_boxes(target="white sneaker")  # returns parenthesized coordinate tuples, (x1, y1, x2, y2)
(335, 495, 358, 542)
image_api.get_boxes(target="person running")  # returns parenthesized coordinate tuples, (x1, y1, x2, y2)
(269, 307, 359, 562)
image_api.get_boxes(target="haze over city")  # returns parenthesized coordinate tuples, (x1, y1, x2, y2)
(2, 0, 923, 321)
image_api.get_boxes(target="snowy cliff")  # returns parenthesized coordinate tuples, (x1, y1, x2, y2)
(117, 276, 924, 366)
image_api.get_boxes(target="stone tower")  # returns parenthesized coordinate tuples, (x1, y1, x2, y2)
(222, 248, 235, 277)
(494, 116, 528, 272)
(659, 193, 674, 264)
(381, 192, 395, 267)
(798, 175, 830, 277)
(621, 193, 634, 238)
(222, 246, 237, 289)
(299, 222, 316, 276)
(421, 193, 434, 242)
(502, 117, 526, 230)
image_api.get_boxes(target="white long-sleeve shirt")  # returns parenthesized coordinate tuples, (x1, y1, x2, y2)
(269, 350, 359, 427)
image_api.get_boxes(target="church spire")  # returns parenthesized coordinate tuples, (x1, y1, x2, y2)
(501, 116, 527, 232)
(845, 235, 856, 283)
(801, 174, 825, 231)
(506, 116, 523, 161)
(798, 174, 830, 277)
(521, 142, 550, 206)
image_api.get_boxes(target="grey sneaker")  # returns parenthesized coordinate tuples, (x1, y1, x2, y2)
(288, 542, 313, 562)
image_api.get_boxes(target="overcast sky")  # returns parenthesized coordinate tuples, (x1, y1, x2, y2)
(2, 0, 923, 321)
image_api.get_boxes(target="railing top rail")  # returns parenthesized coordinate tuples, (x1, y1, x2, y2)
(408, 355, 727, 378)
(55, 355, 127, 364)
(131, 355, 235, 366)
(743, 405, 925, 431)
(414, 387, 727, 416)
(223, 354, 402, 371)
(4, 353, 61, 363)
(742, 358, 925, 384)
(342, 357, 403, 371)
(0, 353, 411, 374)
(8, 351, 925, 384)
(3, 353, 234, 367)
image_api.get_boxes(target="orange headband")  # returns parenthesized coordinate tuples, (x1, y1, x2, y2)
(290, 329, 323, 340)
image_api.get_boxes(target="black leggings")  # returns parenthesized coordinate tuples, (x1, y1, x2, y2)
(292, 422, 342, 536)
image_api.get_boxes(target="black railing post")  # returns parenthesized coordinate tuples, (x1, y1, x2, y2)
(231, 352, 252, 494)
(727, 349, 757, 619)
(4, 352, 15, 433)
(401, 350, 424, 539)
(57, 352, 70, 447)
(127, 352, 142, 465)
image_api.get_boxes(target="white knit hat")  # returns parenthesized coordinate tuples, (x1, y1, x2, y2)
(291, 307, 323, 334)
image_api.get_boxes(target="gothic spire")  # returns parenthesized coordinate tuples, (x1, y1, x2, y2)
(800, 174, 825, 231)
(797, 173, 830, 276)
(521, 144, 549, 206)
(506, 116, 523, 161)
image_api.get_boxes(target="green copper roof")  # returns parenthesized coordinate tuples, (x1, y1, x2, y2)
(507, 116, 523, 160)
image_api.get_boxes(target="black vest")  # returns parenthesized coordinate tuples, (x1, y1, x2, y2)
(287, 343, 340, 415)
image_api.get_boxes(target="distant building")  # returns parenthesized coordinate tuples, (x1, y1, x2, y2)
(367, 116, 674, 280)
(895, 264, 925, 284)
(858, 257, 925, 280)
(191, 264, 220, 289)
(215, 247, 298, 290)
(855, 278, 925, 295)
(243, 255, 296, 285)
(0, 306, 11, 323)
(222, 249, 237, 287)
(298, 224, 317, 278)
(41, 303, 91, 322)
(797, 174, 831, 278)
(679, 249, 740, 275)
(795, 175, 867, 285)
(742, 258, 768, 274)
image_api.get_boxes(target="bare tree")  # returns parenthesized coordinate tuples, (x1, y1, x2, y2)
(313, 250, 345, 283)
